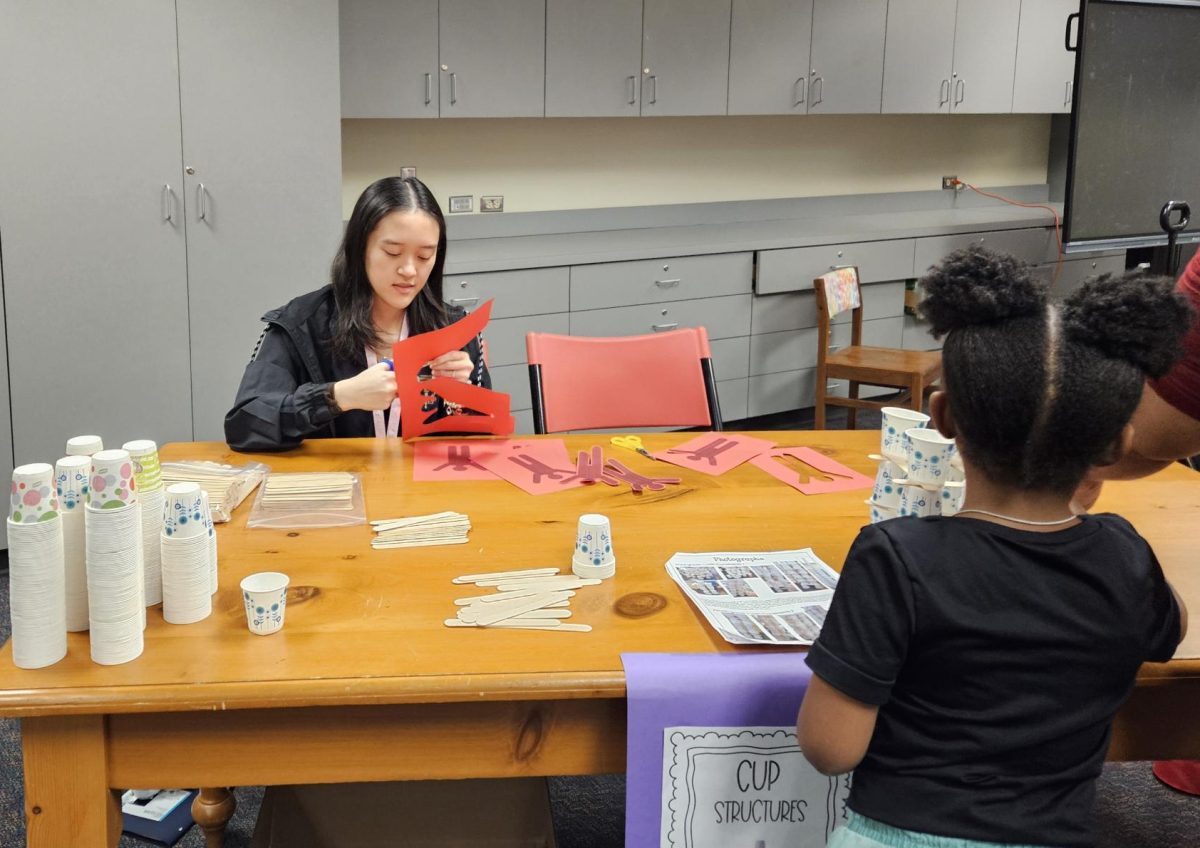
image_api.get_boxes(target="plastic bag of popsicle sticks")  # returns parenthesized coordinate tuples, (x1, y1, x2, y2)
(246, 471, 367, 529)
(160, 460, 268, 523)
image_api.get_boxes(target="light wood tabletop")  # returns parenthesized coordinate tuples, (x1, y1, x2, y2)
(1, 432, 1197, 848)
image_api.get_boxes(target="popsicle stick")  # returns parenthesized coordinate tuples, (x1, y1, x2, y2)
(371, 538, 469, 549)
(372, 511, 461, 528)
(512, 609, 571, 619)
(443, 620, 592, 632)
(458, 592, 572, 625)
(452, 567, 560, 584)
(455, 590, 574, 606)
(480, 577, 601, 590)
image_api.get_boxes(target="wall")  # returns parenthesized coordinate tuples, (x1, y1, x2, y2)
(342, 114, 1051, 217)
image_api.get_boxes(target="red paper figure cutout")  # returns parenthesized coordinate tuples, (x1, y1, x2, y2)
(392, 300, 515, 439)
(654, 433, 776, 476)
(413, 441, 498, 481)
(750, 446, 873, 494)
(604, 459, 681, 494)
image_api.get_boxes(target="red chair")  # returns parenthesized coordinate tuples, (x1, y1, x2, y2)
(526, 328, 723, 434)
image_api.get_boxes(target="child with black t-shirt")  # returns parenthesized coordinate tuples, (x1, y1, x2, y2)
(798, 246, 1192, 848)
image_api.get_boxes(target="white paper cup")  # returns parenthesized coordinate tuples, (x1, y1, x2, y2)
(573, 513, 615, 573)
(163, 482, 205, 539)
(898, 481, 939, 518)
(90, 449, 138, 509)
(10, 463, 59, 524)
(65, 435, 104, 457)
(55, 455, 91, 512)
(881, 407, 931, 463)
(122, 439, 162, 492)
(241, 572, 289, 635)
(905, 428, 957, 486)
(939, 481, 966, 517)
(865, 498, 899, 525)
(871, 459, 904, 509)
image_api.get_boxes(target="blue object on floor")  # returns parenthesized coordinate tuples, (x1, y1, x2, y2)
(121, 789, 197, 846)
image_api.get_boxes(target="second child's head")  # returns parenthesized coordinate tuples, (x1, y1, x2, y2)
(919, 246, 1191, 496)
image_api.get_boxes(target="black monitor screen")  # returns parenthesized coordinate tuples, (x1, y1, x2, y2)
(1065, 0, 1200, 248)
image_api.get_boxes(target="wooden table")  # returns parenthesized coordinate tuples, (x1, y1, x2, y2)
(1, 433, 1197, 848)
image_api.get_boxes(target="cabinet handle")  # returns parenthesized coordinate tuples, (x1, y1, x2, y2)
(425, 73, 432, 105)
(162, 184, 175, 223)
(196, 183, 208, 221)
(648, 75, 657, 104)
(1065, 12, 1081, 51)
(652, 322, 678, 332)
(793, 76, 806, 106)
(449, 72, 458, 105)
(812, 76, 824, 106)
(954, 78, 965, 106)
(449, 296, 479, 306)
(654, 278, 681, 288)
(826, 382, 843, 391)
(627, 75, 637, 105)
(938, 79, 950, 108)
(1064, 80, 1072, 107)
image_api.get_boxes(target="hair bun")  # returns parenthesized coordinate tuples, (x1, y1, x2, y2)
(917, 245, 1046, 338)
(1061, 272, 1193, 378)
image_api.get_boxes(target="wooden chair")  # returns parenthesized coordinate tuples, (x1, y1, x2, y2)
(813, 267, 941, 429)
(526, 327, 723, 434)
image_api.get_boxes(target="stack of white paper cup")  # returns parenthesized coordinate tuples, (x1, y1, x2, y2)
(880, 407, 930, 464)
(124, 440, 164, 607)
(160, 482, 212, 624)
(65, 435, 104, 457)
(8, 464, 68, 669)
(201, 491, 218, 595)
(55, 455, 91, 631)
(86, 450, 145, 664)
(572, 513, 616, 579)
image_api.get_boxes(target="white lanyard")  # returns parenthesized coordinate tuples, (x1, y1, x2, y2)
(365, 317, 407, 439)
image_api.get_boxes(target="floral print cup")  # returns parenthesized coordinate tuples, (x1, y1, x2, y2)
(904, 428, 957, 486)
(89, 449, 138, 509)
(55, 455, 91, 512)
(163, 482, 205, 538)
(10, 463, 59, 524)
(241, 572, 290, 635)
(122, 440, 162, 492)
(880, 407, 930, 464)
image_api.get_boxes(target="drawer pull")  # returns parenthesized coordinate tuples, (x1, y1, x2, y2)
(450, 296, 479, 306)
(654, 278, 681, 288)
(652, 322, 679, 332)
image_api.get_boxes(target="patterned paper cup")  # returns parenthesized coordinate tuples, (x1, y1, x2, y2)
(89, 450, 138, 509)
(122, 440, 162, 492)
(241, 572, 289, 636)
(939, 481, 966, 516)
(10, 463, 58, 524)
(573, 513, 615, 569)
(871, 458, 904, 508)
(898, 481, 939, 518)
(55, 456, 92, 512)
(65, 435, 104, 457)
(865, 498, 899, 524)
(163, 482, 205, 538)
(905, 428, 957, 486)
(880, 407, 930, 463)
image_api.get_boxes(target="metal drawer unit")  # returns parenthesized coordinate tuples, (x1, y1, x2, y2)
(710, 336, 750, 382)
(1035, 253, 1126, 299)
(569, 294, 752, 340)
(486, 313, 571, 367)
(751, 281, 906, 334)
(913, 228, 1050, 274)
(570, 252, 753, 310)
(756, 239, 915, 295)
(443, 266, 570, 318)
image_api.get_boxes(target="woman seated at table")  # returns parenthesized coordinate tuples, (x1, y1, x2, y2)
(225, 176, 489, 452)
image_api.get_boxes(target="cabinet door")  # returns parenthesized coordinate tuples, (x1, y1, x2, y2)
(808, 0, 887, 113)
(0, 2, 193, 464)
(728, 0, 814, 115)
(641, 0, 733, 116)
(881, 0, 956, 114)
(177, 0, 343, 440)
(440, 0, 546, 118)
(340, 0, 439, 118)
(950, 0, 1020, 113)
(546, 0, 643, 117)
(1012, 0, 1078, 114)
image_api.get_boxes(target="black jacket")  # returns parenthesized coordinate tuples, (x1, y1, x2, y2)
(224, 285, 490, 452)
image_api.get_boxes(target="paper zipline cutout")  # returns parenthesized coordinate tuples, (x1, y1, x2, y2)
(750, 446, 873, 494)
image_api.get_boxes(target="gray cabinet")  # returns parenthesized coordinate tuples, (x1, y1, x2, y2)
(728, 0, 814, 115)
(1012, 0, 1078, 114)
(340, 0, 439, 118)
(0, 2, 193, 466)
(439, 0, 546, 118)
(546, 0, 643, 117)
(641, 0, 733, 116)
(883, 0, 1020, 114)
(806, 0, 887, 114)
(177, 0, 343, 440)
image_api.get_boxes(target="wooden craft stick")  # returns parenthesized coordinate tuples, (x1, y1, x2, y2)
(512, 609, 571, 619)
(457, 592, 572, 625)
(454, 591, 574, 606)
(443, 620, 592, 632)
(371, 511, 461, 527)
(479, 577, 602, 590)
(452, 567, 560, 584)
(371, 538, 469, 549)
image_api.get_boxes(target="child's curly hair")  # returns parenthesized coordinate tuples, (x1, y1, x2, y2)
(918, 245, 1192, 494)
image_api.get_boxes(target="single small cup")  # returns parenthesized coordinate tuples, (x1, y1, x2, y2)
(241, 572, 290, 635)
(89, 449, 138, 509)
(898, 481, 939, 518)
(880, 407, 931, 463)
(865, 498, 899, 525)
(871, 458, 904, 509)
(939, 481, 966, 517)
(55, 455, 92, 512)
(10, 463, 58, 524)
(573, 513, 615, 575)
(905, 428, 957, 486)
(65, 435, 104, 457)
(948, 452, 965, 484)
(163, 482, 205, 538)
(122, 439, 162, 492)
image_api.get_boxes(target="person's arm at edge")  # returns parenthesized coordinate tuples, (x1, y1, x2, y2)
(797, 675, 880, 775)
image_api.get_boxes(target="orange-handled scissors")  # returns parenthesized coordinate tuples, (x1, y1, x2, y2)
(610, 435, 657, 461)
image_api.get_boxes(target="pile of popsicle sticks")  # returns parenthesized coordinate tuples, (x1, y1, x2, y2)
(445, 567, 595, 632)
(371, 511, 470, 549)
(260, 472, 355, 509)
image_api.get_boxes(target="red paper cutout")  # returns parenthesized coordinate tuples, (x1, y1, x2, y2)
(413, 441, 498, 482)
(603, 459, 681, 494)
(391, 300, 515, 439)
(471, 439, 587, 495)
(654, 434, 776, 476)
(576, 446, 621, 486)
(749, 447, 874, 494)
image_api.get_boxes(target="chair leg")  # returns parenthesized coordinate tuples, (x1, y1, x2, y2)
(847, 382, 860, 430)
(910, 374, 926, 415)
(814, 370, 827, 430)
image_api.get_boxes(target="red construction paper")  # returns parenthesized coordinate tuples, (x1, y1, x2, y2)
(392, 300, 515, 439)
(576, 446, 620, 486)
(470, 439, 588, 496)
(603, 459, 681, 494)
(749, 446, 874, 494)
(412, 441, 499, 482)
(654, 434, 776, 476)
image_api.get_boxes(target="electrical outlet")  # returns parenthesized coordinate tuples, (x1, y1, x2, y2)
(448, 195, 473, 213)
(942, 175, 962, 191)
(480, 195, 504, 213)
(399, 166, 417, 179)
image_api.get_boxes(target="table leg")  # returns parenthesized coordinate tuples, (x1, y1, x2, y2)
(22, 715, 122, 847)
(193, 787, 237, 848)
